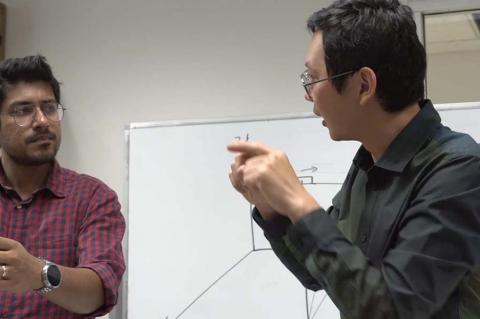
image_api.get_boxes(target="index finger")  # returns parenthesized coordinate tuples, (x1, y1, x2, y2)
(227, 141, 272, 156)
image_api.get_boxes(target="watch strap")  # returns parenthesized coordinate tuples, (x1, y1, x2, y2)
(34, 259, 60, 295)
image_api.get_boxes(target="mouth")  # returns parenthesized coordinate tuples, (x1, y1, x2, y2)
(317, 113, 327, 127)
(312, 106, 327, 127)
(27, 133, 56, 144)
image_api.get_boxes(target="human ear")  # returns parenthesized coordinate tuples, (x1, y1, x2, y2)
(358, 67, 377, 105)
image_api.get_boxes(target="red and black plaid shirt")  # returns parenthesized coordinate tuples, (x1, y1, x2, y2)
(0, 161, 125, 318)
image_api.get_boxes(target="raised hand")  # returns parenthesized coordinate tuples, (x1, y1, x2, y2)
(227, 141, 321, 223)
(0, 237, 43, 293)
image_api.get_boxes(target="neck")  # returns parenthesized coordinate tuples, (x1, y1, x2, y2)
(361, 102, 421, 162)
(0, 152, 52, 200)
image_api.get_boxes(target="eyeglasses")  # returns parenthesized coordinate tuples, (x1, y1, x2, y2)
(9, 102, 66, 127)
(300, 70, 355, 99)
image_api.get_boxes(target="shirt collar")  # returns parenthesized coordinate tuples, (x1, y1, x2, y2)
(43, 160, 67, 198)
(0, 160, 66, 198)
(353, 99, 441, 173)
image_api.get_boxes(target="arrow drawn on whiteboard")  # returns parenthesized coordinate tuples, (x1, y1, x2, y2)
(300, 166, 318, 173)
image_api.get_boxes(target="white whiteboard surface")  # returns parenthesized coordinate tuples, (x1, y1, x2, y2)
(125, 103, 480, 319)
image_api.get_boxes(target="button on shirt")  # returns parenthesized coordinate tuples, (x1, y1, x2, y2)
(0, 161, 125, 319)
(254, 100, 480, 319)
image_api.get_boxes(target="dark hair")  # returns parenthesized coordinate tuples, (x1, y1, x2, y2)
(0, 55, 61, 106)
(307, 0, 426, 112)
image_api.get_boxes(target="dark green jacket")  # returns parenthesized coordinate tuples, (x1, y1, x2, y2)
(254, 100, 480, 319)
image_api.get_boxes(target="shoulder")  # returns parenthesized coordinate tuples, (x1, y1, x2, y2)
(57, 166, 118, 198)
(414, 125, 480, 173)
(430, 125, 480, 158)
(413, 127, 480, 197)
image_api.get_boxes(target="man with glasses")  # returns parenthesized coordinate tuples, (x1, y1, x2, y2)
(228, 0, 480, 318)
(0, 55, 125, 318)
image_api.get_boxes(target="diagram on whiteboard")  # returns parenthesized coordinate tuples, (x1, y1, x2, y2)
(162, 134, 342, 319)
(127, 119, 357, 319)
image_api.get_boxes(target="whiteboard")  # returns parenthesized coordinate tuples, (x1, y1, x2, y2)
(124, 102, 480, 319)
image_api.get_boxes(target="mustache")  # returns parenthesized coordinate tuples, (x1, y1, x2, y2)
(25, 132, 57, 144)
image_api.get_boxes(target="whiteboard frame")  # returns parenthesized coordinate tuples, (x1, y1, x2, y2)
(127, 101, 479, 131)
(117, 101, 479, 319)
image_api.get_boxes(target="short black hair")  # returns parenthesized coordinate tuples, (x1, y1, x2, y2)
(0, 55, 61, 106)
(307, 0, 426, 112)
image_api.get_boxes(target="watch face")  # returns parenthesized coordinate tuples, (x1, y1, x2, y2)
(47, 264, 61, 287)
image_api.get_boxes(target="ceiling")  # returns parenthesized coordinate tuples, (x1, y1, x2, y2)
(425, 10, 480, 54)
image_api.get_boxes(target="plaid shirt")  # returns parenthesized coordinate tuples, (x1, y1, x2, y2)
(0, 161, 125, 318)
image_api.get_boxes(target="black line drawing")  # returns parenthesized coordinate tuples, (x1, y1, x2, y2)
(168, 135, 340, 318)
(175, 251, 254, 318)
(301, 165, 318, 173)
(234, 133, 250, 142)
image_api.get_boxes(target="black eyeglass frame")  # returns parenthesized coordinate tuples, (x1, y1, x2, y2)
(300, 70, 356, 99)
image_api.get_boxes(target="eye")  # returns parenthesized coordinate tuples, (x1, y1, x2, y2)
(12, 104, 35, 116)
(41, 103, 58, 115)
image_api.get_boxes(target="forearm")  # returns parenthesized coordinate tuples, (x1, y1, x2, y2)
(286, 230, 395, 318)
(280, 209, 399, 318)
(45, 266, 104, 314)
(287, 208, 480, 319)
(258, 210, 395, 317)
(253, 208, 324, 291)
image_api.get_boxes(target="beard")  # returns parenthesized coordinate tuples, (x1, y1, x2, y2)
(8, 147, 59, 166)
(1, 134, 61, 166)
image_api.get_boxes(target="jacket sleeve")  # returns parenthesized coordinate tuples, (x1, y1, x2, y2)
(252, 208, 324, 291)
(254, 156, 480, 319)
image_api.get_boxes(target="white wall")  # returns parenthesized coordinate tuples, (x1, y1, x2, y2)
(3, 0, 480, 318)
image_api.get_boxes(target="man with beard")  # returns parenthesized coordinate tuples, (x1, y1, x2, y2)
(0, 55, 125, 318)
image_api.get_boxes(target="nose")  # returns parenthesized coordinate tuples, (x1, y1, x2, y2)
(304, 92, 313, 102)
(32, 106, 49, 127)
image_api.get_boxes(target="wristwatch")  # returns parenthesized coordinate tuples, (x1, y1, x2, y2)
(35, 259, 62, 295)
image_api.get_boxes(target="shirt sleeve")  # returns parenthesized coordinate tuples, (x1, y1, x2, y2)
(255, 155, 480, 319)
(76, 181, 126, 316)
(252, 209, 324, 291)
